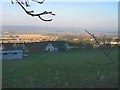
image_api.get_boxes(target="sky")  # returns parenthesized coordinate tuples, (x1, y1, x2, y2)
(1, 1, 118, 32)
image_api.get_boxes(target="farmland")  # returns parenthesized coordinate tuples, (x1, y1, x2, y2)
(2, 48, 118, 88)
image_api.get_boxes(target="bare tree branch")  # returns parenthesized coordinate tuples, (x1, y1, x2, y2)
(11, 0, 14, 4)
(106, 46, 115, 56)
(31, 0, 45, 4)
(85, 30, 118, 66)
(11, 0, 55, 21)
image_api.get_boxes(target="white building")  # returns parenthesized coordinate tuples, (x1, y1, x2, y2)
(13, 43, 18, 49)
(13, 43, 28, 57)
(0, 45, 5, 50)
(0, 50, 23, 60)
(64, 43, 71, 50)
(21, 44, 26, 49)
(45, 44, 58, 52)
(110, 41, 118, 45)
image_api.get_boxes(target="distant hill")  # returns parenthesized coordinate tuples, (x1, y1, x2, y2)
(2, 26, 83, 34)
(2, 26, 117, 35)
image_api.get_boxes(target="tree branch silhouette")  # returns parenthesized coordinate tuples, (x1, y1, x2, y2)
(31, 0, 45, 4)
(11, 0, 55, 21)
(85, 30, 118, 66)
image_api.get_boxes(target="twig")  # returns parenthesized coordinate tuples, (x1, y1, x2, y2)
(31, 0, 45, 4)
(85, 30, 118, 66)
(11, 0, 55, 21)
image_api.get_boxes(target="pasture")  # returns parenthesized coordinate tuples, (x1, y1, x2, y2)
(2, 49, 118, 88)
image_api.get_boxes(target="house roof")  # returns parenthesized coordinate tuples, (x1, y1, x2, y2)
(0, 50, 23, 54)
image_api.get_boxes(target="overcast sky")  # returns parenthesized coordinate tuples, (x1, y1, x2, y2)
(1, 1, 118, 32)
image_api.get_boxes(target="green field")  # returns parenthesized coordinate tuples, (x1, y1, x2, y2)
(2, 49, 118, 88)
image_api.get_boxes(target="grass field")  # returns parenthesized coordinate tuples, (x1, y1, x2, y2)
(2, 49, 118, 88)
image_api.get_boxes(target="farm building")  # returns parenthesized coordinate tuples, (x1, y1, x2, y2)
(13, 43, 26, 50)
(0, 45, 5, 50)
(45, 44, 58, 52)
(110, 41, 120, 45)
(64, 43, 71, 50)
(0, 50, 23, 60)
(13, 43, 28, 57)
(13, 43, 18, 49)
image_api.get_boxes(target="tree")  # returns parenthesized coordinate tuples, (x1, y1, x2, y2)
(11, 0, 55, 21)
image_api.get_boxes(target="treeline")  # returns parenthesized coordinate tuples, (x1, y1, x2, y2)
(2, 40, 117, 54)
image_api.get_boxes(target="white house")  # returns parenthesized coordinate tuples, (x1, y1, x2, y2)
(110, 41, 118, 45)
(21, 44, 26, 49)
(45, 44, 58, 52)
(64, 43, 71, 50)
(0, 45, 5, 50)
(13, 43, 18, 49)
(0, 50, 23, 60)
(13, 43, 28, 57)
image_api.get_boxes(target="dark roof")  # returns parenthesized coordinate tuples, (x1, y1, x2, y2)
(0, 50, 23, 54)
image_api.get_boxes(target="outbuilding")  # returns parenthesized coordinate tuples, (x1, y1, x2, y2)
(0, 45, 5, 50)
(45, 44, 59, 52)
(64, 43, 71, 50)
(0, 50, 23, 60)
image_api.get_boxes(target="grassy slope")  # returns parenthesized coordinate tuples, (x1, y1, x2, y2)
(2, 49, 118, 88)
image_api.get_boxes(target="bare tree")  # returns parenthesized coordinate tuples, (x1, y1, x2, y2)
(11, 0, 55, 21)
